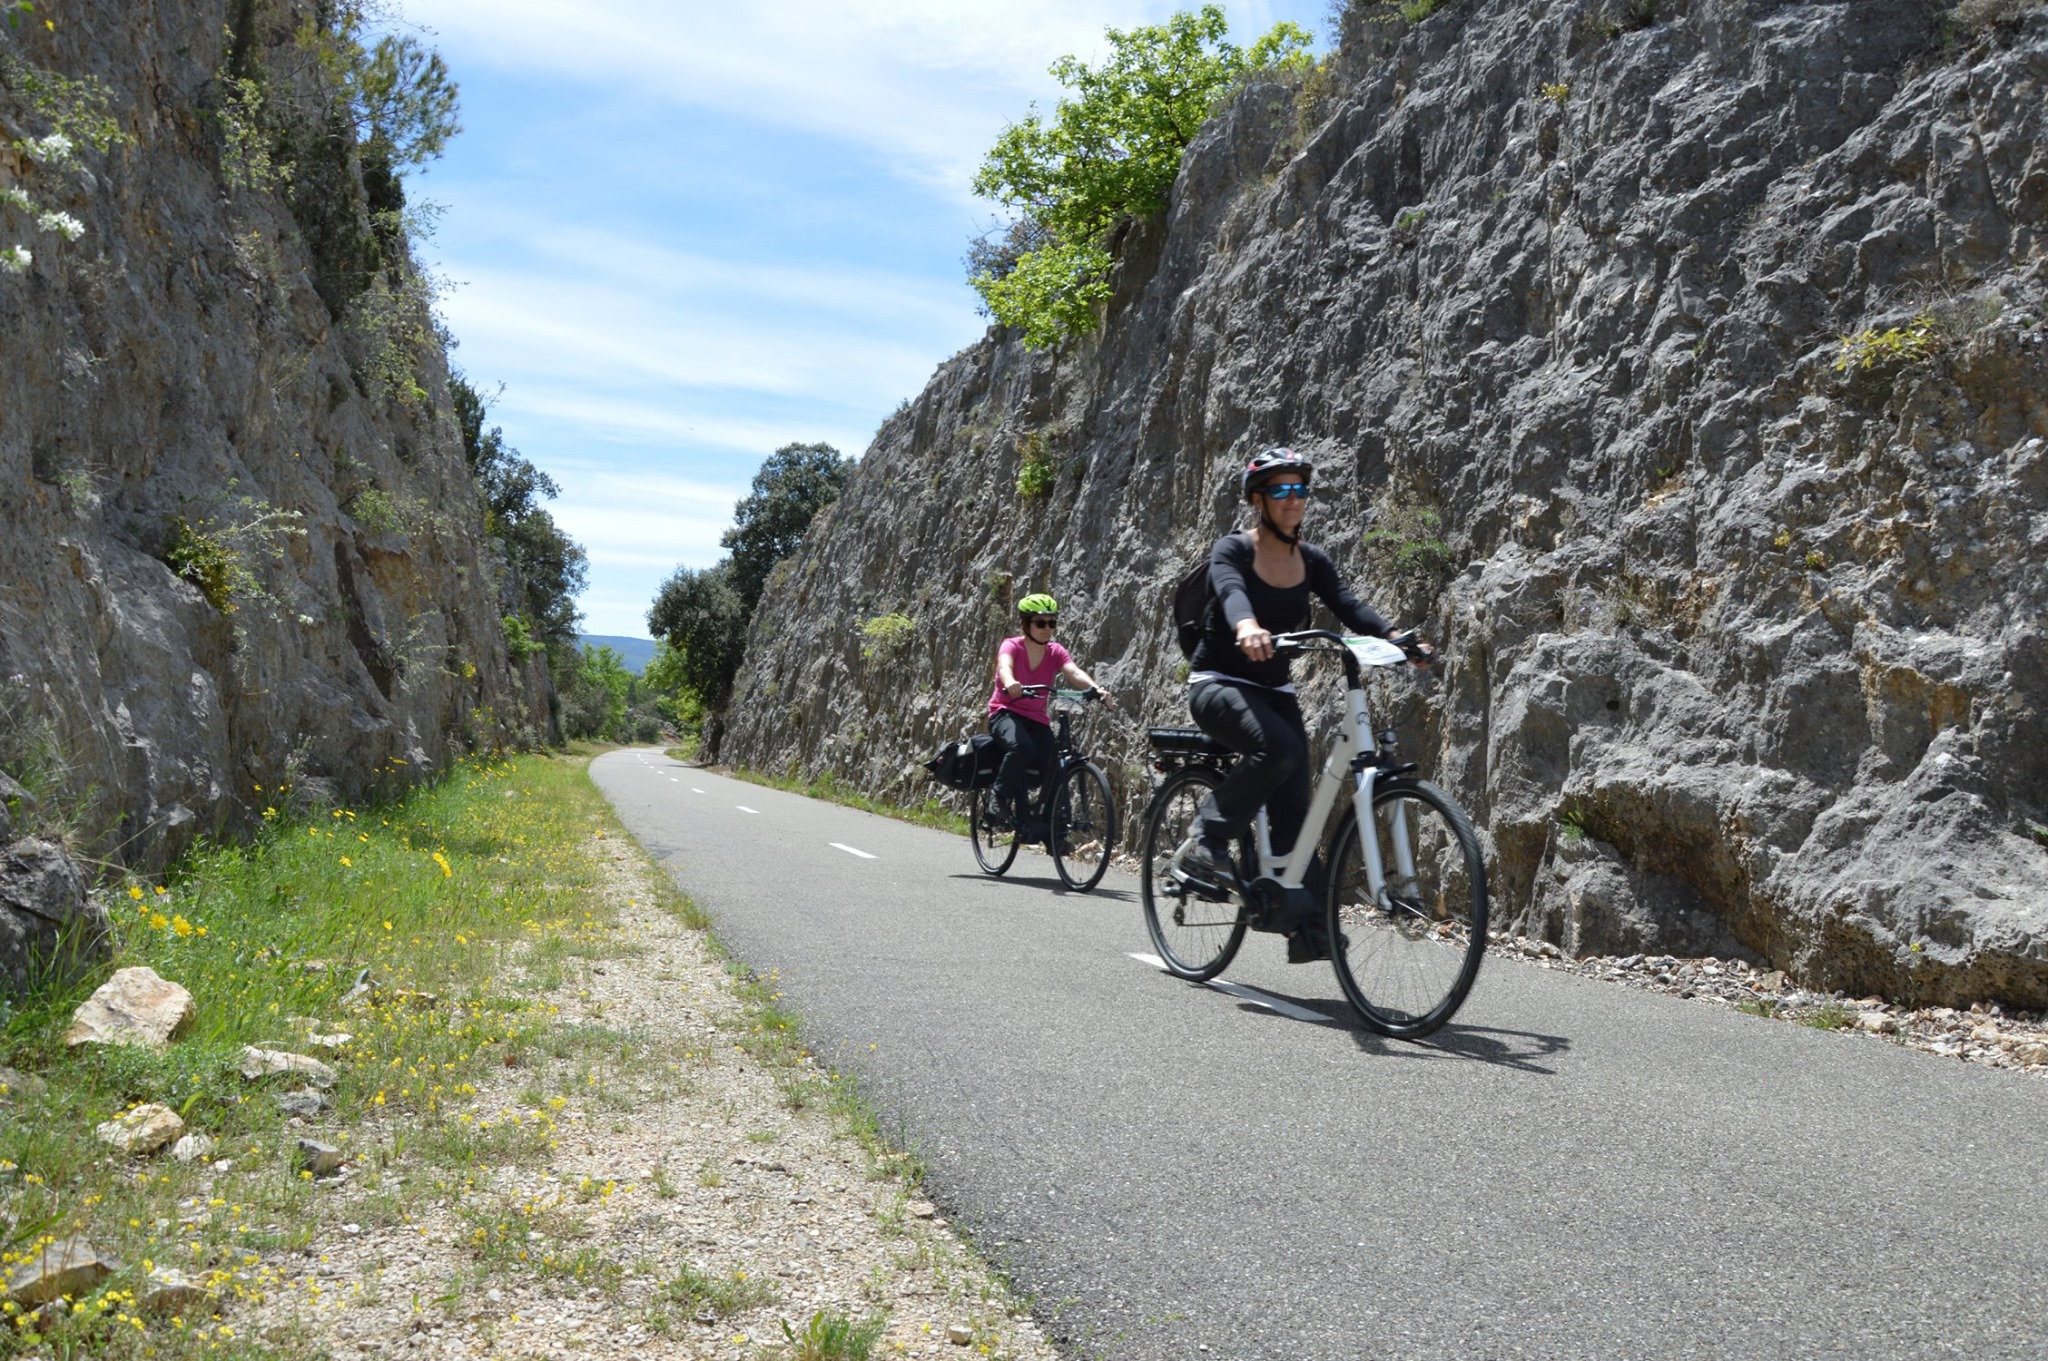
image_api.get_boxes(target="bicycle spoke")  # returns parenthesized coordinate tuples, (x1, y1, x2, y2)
(1327, 780, 1487, 1038)
(1051, 762, 1115, 892)
(1140, 767, 1245, 979)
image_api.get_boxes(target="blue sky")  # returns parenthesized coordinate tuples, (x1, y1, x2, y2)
(400, 0, 1333, 637)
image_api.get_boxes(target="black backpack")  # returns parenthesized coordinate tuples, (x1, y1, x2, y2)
(1172, 533, 1241, 659)
(923, 732, 998, 791)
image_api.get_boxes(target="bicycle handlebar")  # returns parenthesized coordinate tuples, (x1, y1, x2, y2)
(1017, 684, 1103, 703)
(1274, 628, 1433, 665)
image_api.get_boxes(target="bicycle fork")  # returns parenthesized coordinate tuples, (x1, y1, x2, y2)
(1349, 766, 1400, 910)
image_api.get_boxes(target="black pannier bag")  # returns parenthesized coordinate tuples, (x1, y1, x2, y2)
(923, 732, 998, 791)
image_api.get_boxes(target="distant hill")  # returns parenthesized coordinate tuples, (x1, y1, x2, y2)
(578, 635, 658, 675)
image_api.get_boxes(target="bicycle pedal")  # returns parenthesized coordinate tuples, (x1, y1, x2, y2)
(1170, 866, 1234, 902)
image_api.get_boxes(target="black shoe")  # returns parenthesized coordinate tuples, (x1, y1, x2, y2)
(1178, 837, 1238, 887)
(1287, 928, 1348, 964)
(1287, 930, 1330, 964)
(983, 804, 1014, 833)
(1018, 816, 1049, 845)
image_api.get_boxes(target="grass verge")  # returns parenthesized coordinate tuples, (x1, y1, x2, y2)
(0, 753, 624, 1357)
(0, 749, 980, 1359)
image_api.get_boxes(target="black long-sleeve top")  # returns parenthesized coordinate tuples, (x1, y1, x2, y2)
(1188, 532, 1392, 689)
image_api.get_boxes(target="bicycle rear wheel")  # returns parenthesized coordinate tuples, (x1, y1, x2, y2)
(1050, 761, 1116, 892)
(969, 785, 1020, 876)
(1140, 767, 1245, 980)
(1326, 777, 1487, 1039)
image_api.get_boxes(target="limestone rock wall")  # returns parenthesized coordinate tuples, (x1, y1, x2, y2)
(0, 0, 538, 911)
(727, 0, 2048, 1007)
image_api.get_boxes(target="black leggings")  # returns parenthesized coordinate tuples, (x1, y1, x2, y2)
(1190, 679, 1311, 859)
(988, 710, 1053, 812)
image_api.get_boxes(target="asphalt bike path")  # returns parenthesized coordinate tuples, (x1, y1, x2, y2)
(590, 749, 2048, 1360)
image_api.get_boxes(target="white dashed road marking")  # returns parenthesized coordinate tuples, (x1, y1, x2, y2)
(737, 806, 760, 815)
(1127, 953, 1335, 1025)
(830, 843, 876, 860)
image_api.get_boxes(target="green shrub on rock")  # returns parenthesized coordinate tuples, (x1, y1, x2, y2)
(968, 5, 1312, 349)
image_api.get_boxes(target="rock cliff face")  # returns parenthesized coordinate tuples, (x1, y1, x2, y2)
(0, 0, 537, 983)
(728, 0, 2048, 1007)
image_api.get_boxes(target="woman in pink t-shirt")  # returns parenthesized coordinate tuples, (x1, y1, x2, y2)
(985, 592, 1113, 837)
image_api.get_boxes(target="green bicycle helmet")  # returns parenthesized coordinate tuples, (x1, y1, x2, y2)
(1017, 592, 1059, 620)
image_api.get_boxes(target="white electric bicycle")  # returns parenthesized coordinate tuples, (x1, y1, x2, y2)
(1138, 630, 1488, 1039)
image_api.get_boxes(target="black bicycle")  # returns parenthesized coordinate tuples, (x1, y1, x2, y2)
(969, 686, 1117, 892)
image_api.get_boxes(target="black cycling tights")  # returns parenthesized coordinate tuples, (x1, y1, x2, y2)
(987, 709, 1053, 814)
(1189, 679, 1310, 859)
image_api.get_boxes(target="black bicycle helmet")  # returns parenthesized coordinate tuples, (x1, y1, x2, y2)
(1241, 447, 1314, 502)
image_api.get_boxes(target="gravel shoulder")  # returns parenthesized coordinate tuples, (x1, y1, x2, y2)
(236, 798, 1060, 1359)
(1494, 934, 2048, 1072)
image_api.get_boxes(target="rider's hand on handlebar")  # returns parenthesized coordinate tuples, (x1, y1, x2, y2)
(1391, 628, 1434, 668)
(1235, 619, 1274, 662)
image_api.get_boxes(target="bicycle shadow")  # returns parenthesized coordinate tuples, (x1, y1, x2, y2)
(946, 872, 1137, 905)
(1215, 983, 1568, 1074)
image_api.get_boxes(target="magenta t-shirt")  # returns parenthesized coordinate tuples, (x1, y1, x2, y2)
(987, 635, 1072, 724)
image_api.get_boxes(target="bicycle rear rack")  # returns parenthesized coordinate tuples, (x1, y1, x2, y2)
(1146, 726, 1237, 776)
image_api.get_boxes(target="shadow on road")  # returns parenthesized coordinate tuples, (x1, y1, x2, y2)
(1355, 1022, 1570, 1074)
(1223, 985, 1570, 1074)
(946, 872, 1137, 905)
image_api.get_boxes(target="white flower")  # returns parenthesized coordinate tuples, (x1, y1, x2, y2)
(29, 133, 74, 162)
(36, 210, 83, 241)
(0, 187, 30, 212)
(0, 245, 30, 274)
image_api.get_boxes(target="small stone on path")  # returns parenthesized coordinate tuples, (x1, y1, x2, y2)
(141, 1266, 218, 1317)
(172, 1133, 217, 1163)
(297, 1138, 346, 1177)
(64, 967, 193, 1049)
(276, 1087, 332, 1118)
(241, 1046, 337, 1087)
(6, 1236, 118, 1305)
(95, 1103, 184, 1155)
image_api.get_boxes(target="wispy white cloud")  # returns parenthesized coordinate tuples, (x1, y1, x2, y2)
(501, 391, 875, 460)
(405, 0, 1157, 192)
(404, 1, 1315, 199)
(399, 0, 1326, 635)
(439, 273, 941, 448)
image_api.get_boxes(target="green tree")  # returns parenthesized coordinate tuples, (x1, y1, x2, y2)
(646, 562, 747, 755)
(557, 643, 632, 741)
(348, 33, 461, 170)
(970, 5, 1312, 347)
(721, 442, 855, 612)
(641, 640, 703, 739)
(453, 373, 587, 651)
(345, 31, 459, 227)
(648, 441, 852, 760)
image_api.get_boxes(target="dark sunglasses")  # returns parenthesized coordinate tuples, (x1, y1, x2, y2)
(1261, 482, 1311, 501)
(1025, 617, 1058, 629)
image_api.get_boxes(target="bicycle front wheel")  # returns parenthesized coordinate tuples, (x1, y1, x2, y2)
(1140, 767, 1245, 980)
(969, 785, 1020, 876)
(1326, 778, 1487, 1039)
(1050, 761, 1116, 893)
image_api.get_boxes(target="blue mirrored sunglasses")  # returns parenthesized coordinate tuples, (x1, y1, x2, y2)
(1261, 482, 1312, 501)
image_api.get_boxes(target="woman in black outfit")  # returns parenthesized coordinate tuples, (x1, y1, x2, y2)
(1183, 448, 1427, 959)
